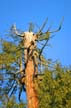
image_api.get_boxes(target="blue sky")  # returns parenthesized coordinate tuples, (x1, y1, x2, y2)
(0, 0, 71, 66)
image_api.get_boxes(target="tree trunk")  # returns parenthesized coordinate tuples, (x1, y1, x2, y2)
(25, 60, 38, 108)
(23, 32, 38, 108)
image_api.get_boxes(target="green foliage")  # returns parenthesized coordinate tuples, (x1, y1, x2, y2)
(0, 19, 64, 107)
(0, 39, 24, 102)
(0, 95, 26, 108)
(38, 66, 71, 108)
(0, 40, 21, 65)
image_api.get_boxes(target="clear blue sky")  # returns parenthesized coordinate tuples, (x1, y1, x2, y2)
(0, 0, 71, 66)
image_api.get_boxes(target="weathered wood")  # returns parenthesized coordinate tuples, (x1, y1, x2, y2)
(22, 32, 38, 108)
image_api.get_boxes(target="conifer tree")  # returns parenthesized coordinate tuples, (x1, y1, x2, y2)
(0, 18, 63, 108)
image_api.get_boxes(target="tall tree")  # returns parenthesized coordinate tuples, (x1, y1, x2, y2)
(0, 18, 63, 108)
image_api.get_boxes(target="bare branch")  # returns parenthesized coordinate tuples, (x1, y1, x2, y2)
(37, 17, 48, 35)
(10, 24, 25, 37)
(49, 17, 64, 33)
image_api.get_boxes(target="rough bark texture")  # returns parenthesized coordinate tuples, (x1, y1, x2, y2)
(25, 60, 38, 108)
(22, 32, 38, 108)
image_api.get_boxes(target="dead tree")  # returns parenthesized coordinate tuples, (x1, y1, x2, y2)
(10, 18, 63, 108)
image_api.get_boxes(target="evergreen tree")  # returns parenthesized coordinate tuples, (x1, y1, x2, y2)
(0, 18, 63, 108)
(38, 64, 71, 108)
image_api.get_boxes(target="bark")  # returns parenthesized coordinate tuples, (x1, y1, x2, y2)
(22, 32, 38, 108)
(25, 60, 38, 108)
